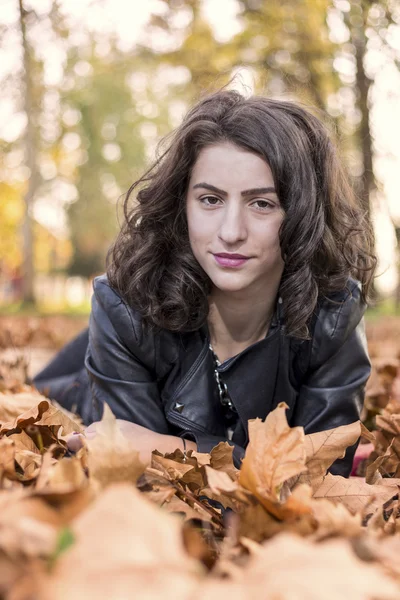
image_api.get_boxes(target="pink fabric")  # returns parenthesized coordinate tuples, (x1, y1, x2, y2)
(350, 442, 374, 476)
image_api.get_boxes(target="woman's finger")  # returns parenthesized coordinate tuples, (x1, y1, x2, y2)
(66, 432, 85, 452)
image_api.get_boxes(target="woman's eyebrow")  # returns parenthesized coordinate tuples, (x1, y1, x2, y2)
(241, 187, 277, 196)
(192, 182, 277, 196)
(192, 182, 227, 195)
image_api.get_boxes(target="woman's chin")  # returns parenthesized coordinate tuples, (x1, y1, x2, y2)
(209, 276, 254, 295)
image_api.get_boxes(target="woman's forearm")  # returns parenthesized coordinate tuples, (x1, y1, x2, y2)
(158, 434, 197, 455)
(98, 419, 197, 457)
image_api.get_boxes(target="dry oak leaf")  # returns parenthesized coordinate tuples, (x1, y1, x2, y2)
(0, 552, 45, 600)
(11, 430, 40, 453)
(35, 455, 87, 495)
(14, 450, 42, 481)
(206, 465, 239, 495)
(313, 473, 398, 516)
(0, 397, 83, 438)
(138, 468, 177, 506)
(366, 442, 395, 483)
(361, 422, 376, 444)
(0, 493, 61, 560)
(376, 411, 400, 439)
(237, 487, 317, 543)
(86, 403, 146, 489)
(42, 483, 202, 600)
(364, 535, 400, 580)
(10, 430, 42, 482)
(0, 438, 17, 481)
(202, 465, 251, 511)
(238, 403, 306, 516)
(0, 388, 44, 424)
(0, 517, 57, 560)
(156, 447, 209, 491)
(210, 442, 239, 481)
(295, 421, 361, 492)
(0, 398, 49, 433)
(163, 494, 212, 522)
(201, 533, 400, 600)
(151, 451, 196, 481)
(310, 498, 363, 540)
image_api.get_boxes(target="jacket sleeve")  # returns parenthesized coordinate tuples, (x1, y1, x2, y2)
(83, 276, 170, 434)
(290, 281, 371, 477)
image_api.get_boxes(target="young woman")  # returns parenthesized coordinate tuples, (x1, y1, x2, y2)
(34, 90, 376, 475)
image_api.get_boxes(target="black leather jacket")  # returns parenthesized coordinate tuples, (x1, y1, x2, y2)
(81, 274, 370, 476)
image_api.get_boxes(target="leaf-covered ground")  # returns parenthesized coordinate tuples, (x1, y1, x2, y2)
(1, 316, 400, 599)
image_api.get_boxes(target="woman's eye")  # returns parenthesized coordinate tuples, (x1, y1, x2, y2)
(253, 199, 273, 210)
(201, 196, 220, 206)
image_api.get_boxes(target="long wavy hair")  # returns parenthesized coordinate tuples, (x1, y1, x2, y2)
(107, 90, 376, 338)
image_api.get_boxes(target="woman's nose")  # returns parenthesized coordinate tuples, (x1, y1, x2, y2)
(217, 202, 247, 244)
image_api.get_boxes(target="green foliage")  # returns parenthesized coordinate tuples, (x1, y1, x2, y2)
(2, 0, 399, 288)
(47, 527, 75, 571)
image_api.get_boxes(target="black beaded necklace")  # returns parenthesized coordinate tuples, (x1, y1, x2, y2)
(208, 342, 237, 413)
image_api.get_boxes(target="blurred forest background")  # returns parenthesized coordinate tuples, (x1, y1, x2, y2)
(1, 0, 400, 316)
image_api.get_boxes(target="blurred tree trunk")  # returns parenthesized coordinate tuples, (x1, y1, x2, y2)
(345, 0, 375, 220)
(18, 0, 38, 305)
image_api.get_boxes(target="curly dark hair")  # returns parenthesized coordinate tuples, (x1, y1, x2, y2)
(107, 90, 376, 338)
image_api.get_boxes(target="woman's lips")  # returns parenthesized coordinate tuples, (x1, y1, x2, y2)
(213, 254, 250, 268)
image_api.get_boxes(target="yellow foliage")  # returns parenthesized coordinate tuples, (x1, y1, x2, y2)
(0, 183, 72, 275)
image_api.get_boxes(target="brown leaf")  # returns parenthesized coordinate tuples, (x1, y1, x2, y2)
(360, 423, 376, 443)
(0, 493, 61, 560)
(221, 533, 400, 600)
(0, 517, 57, 560)
(142, 485, 177, 507)
(295, 421, 361, 492)
(15, 450, 42, 481)
(86, 404, 146, 489)
(236, 501, 314, 543)
(163, 494, 212, 522)
(313, 473, 398, 515)
(35, 403, 84, 437)
(149, 449, 207, 492)
(0, 398, 50, 433)
(365, 535, 400, 579)
(191, 450, 211, 466)
(35, 456, 87, 494)
(151, 451, 195, 481)
(238, 403, 306, 512)
(210, 442, 239, 481)
(43, 483, 202, 600)
(366, 442, 395, 483)
(206, 465, 239, 495)
(0, 397, 83, 440)
(0, 389, 45, 425)
(34, 446, 59, 490)
(10, 430, 40, 453)
(310, 498, 363, 540)
(0, 438, 17, 481)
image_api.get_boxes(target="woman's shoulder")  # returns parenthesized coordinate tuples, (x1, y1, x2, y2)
(291, 278, 367, 378)
(92, 273, 143, 339)
(316, 277, 366, 339)
(308, 277, 367, 365)
(91, 274, 180, 368)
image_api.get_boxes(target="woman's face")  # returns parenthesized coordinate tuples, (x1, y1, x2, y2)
(186, 142, 285, 297)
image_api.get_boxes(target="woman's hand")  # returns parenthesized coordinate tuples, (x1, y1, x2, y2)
(66, 419, 196, 465)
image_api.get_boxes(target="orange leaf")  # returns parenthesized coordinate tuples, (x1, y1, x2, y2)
(313, 473, 398, 515)
(295, 421, 361, 492)
(86, 404, 146, 489)
(239, 403, 306, 509)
